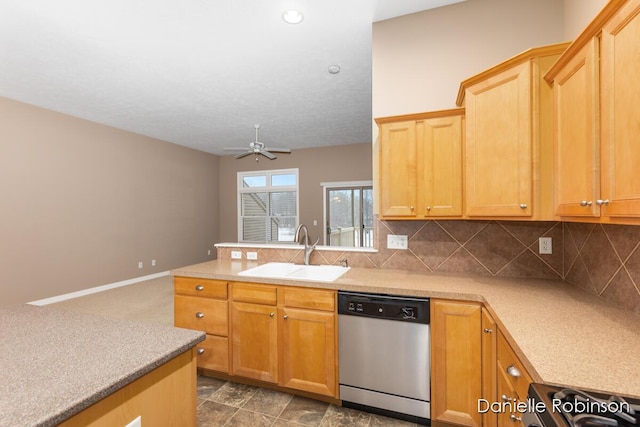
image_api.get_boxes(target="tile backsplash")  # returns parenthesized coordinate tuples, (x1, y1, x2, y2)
(218, 218, 640, 316)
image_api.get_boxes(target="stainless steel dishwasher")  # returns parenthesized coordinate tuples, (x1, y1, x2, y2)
(338, 291, 430, 425)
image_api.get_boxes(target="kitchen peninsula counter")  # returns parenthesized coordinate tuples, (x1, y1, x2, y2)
(0, 304, 204, 427)
(172, 259, 640, 399)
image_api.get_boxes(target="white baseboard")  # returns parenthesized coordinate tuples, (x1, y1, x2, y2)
(28, 271, 171, 306)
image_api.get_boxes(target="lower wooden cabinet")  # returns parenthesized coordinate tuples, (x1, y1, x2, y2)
(230, 282, 338, 398)
(496, 330, 533, 427)
(431, 299, 483, 427)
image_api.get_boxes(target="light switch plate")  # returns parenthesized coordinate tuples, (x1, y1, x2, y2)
(231, 250, 242, 259)
(387, 234, 408, 250)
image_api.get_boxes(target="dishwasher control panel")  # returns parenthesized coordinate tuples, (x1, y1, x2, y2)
(338, 291, 429, 324)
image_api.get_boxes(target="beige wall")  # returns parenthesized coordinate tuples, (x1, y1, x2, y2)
(372, 0, 565, 120)
(0, 97, 220, 306)
(217, 143, 372, 244)
(564, 0, 608, 40)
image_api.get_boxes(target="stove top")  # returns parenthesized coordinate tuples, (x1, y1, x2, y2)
(527, 384, 640, 427)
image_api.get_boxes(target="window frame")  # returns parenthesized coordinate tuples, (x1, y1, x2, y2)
(237, 168, 299, 243)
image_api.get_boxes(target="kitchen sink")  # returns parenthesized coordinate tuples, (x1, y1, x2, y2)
(238, 262, 350, 282)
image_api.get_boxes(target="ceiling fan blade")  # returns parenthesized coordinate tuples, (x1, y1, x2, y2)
(223, 147, 247, 151)
(266, 147, 291, 153)
(234, 151, 253, 159)
(260, 150, 277, 160)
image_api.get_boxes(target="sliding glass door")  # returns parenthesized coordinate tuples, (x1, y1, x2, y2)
(326, 186, 373, 248)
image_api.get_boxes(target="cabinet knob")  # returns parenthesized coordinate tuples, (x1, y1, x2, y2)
(426, 206, 431, 211)
(410, 206, 415, 211)
(580, 200, 593, 207)
(519, 203, 527, 209)
(596, 199, 610, 206)
(506, 364, 521, 378)
(483, 328, 493, 334)
(197, 348, 205, 355)
(510, 414, 522, 422)
(283, 314, 289, 320)
(269, 312, 275, 317)
(195, 312, 204, 318)
(501, 394, 514, 402)
(195, 285, 204, 291)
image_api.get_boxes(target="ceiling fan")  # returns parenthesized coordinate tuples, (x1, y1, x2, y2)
(224, 124, 292, 161)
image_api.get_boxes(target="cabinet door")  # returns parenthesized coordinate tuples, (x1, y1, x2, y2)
(496, 362, 520, 427)
(481, 308, 497, 427)
(279, 307, 337, 397)
(231, 302, 278, 383)
(465, 62, 532, 217)
(431, 300, 482, 427)
(553, 38, 600, 217)
(379, 120, 418, 217)
(422, 115, 463, 217)
(600, 0, 640, 218)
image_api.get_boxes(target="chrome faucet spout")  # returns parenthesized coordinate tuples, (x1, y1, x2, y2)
(294, 224, 317, 265)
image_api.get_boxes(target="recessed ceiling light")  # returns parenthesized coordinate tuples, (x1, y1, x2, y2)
(282, 10, 304, 24)
(328, 65, 341, 74)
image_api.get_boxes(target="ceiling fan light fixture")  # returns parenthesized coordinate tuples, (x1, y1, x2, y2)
(328, 65, 341, 74)
(282, 10, 304, 24)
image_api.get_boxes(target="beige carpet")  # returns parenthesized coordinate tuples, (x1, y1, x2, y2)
(47, 275, 174, 326)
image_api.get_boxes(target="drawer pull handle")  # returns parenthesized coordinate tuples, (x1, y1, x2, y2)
(197, 348, 205, 355)
(596, 199, 610, 206)
(195, 312, 205, 318)
(283, 314, 289, 320)
(483, 328, 493, 333)
(269, 312, 275, 318)
(519, 203, 527, 209)
(580, 200, 593, 207)
(510, 415, 522, 422)
(506, 365, 521, 378)
(501, 394, 514, 402)
(195, 285, 204, 291)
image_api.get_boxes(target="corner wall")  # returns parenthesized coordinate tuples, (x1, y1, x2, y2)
(0, 96, 220, 306)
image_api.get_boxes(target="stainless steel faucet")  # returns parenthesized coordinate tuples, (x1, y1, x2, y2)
(294, 224, 319, 265)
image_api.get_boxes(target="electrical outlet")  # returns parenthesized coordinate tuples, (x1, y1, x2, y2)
(539, 237, 552, 254)
(137, 261, 143, 269)
(247, 251, 258, 260)
(151, 259, 156, 267)
(387, 234, 408, 250)
(231, 250, 242, 259)
(208, 249, 211, 256)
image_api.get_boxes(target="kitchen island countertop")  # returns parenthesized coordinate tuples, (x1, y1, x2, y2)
(0, 304, 204, 427)
(172, 259, 640, 398)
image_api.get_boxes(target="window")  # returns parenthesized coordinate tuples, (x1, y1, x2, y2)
(322, 181, 374, 248)
(238, 169, 299, 243)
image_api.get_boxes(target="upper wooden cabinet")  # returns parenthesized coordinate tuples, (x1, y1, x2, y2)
(545, 0, 640, 224)
(457, 43, 569, 219)
(376, 109, 464, 219)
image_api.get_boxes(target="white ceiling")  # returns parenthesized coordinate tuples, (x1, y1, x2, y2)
(0, 0, 464, 155)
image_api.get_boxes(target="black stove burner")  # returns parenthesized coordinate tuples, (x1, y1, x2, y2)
(527, 384, 640, 427)
(553, 389, 640, 427)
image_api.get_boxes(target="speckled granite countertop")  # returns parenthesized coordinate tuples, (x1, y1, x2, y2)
(172, 259, 640, 398)
(0, 304, 204, 427)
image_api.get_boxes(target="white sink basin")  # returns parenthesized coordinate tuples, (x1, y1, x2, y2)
(238, 262, 350, 282)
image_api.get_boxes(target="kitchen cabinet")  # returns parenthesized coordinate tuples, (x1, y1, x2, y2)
(496, 330, 533, 427)
(431, 299, 482, 427)
(376, 108, 464, 219)
(230, 282, 338, 398)
(545, 0, 640, 224)
(174, 277, 230, 373)
(481, 308, 498, 427)
(457, 43, 569, 219)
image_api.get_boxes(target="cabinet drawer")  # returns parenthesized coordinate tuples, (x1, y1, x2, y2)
(174, 295, 228, 336)
(196, 335, 229, 373)
(174, 277, 228, 299)
(282, 287, 335, 311)
(497, 331, 533, 400)
(231, 282, 277, 305)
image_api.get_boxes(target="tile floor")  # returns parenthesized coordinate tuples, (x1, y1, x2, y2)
(196, 375, 420, 427)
